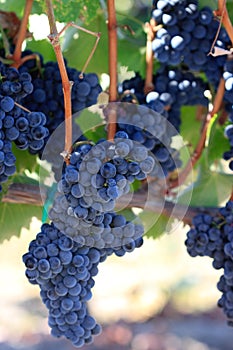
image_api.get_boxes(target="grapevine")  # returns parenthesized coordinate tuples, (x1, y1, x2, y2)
(0, 0, 232, 348)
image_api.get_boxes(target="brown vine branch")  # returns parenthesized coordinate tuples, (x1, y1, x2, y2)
(2, 183, 221, 225)
(107, 0, 118, 140)
(12, 0, 34, 68)
(215, 0, 233, 45)
(144, 20, 155, 95)
(45, 0, 73, 163)
(168, 78, 226, 190)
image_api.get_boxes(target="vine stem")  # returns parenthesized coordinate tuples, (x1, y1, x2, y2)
(168, 77, 226, 190)
(144, 20, 155, 94)
(45, 0, 73, 162)
(12, 0, 34, 68)
(215, 0, 233, 45)
(107, 0, 118, 140)
(2, 182, 222, 225)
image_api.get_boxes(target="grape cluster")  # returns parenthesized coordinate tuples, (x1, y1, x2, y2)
(151, 0, 230, 88)
(23, 217, 143, 346)
(222, 59, 233, 171)
(0, 63, 48, 190)
(21, 58, 102, 144)
(185, 201, 233, 325)
(119, 66, 209, 176)
(52, 132, 155, 248)
(23, 223, 110, 347)
(49, 188, 144, 251)
(0, 62, 33, 100)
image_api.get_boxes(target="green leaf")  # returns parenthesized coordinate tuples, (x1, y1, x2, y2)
(0, 202, 42, 243)
(178, 160, 233, 207)
(207, 116, 230, 164)
(118, 39, 146, 77)
(34, 0, 100, 23)
(62, 11, 148, 77)
(198, 0, 217, 9)
(180, 106, 202, 152)
(76, 108, 106, 142)
(0, 0, 25, 16)
(12, 144, 39, 174)
(26, 39, 56, 63)
(139, 210, 174, 240)
(62, 12, 108, 75)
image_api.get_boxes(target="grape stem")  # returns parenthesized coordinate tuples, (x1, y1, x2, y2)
(107, 0, 118, 140)
(45, 0, 73, 163)
(215, 0, 233, 45)
(168, 77, 226, 190)
(11, 0, 34, 68)
(144, 20, 155, 94)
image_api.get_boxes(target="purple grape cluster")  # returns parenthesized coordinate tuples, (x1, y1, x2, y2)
(119, 66, 208, 176)
(222, 59, 233, 171)
(23, 216, 143, 346)
(59, 132, 155, 228)
(20, 58, 102, 141)
(23, 222, 111, 347)
(151, 0, 230, 88)
(0, 63, 48, 190)
(185, 201, 233, 326)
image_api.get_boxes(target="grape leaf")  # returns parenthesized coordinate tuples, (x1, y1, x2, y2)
(34, 0, 100, 24)
(0, 0, 25, 16)
(0, 202, 42, 243)
(180, 105, 203, 152)
(62, 12, 108, 75)
(26, 39, 56, 63)
(12, 144, 39, 174)
(140, 210, 174, 240)
(62, 11, 147, 77)
(207, 116, 230, 164)
(178, 157, 232, 207)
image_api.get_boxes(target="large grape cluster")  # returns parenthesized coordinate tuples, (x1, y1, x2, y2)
(49, 188, 144, 251)
(23, 223, 112, 347)
(0, 63, 48, 190)
(59, 132, 155, 229)
(23, 212, 143, 347)
(185, 201, 233, 325)
(151, 0, 230, 88)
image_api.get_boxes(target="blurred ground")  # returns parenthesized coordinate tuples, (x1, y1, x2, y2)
(0, 217, 232, 350)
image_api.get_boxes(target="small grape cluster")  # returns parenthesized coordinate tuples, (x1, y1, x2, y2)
(119, 66, 209, 176)
(151, 0, 230, 88)
(0, 64, 48, 190)
(185, 201, 233, 325)
(222, 59, 233, 171)
(21, 58, 102, 144)
(0, 62, 33, 100)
